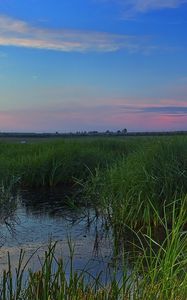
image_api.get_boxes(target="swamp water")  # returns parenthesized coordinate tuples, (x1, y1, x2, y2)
(0, 188, 126, 283)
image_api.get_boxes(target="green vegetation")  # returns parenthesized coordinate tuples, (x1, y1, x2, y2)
(0, 178, 18, 225)
(0, 135, 186, 226)
(83, 136, 187, 227)
(0, 137, 141, 187)
(1, 200, 187, 300)
(0, 135, 187, 299)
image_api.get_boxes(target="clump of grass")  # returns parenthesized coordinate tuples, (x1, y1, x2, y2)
(0, 242, 130, 300)
(0, 177, 19, 226)
(1, 199, 187, 300)
(134, 196, 187, 300)
(85, 136, 187, 227)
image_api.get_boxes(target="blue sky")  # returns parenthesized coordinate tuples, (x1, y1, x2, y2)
(0, 0, 187, 132)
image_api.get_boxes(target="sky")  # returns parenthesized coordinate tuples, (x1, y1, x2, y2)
(0, 0, 187, 132)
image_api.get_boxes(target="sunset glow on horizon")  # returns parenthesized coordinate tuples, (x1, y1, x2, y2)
(0, 0, 187, 132)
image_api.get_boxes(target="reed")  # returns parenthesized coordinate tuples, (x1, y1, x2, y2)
(131, 196, 187, 300)
(0, 177, 18, 226)
(85, 136, 187, 227)
(0, 135, 187, 299)
(0, 137, 139, 187)
(1, 199, 187, 300)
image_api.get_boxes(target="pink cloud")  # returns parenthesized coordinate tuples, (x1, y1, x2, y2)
(0, 98, 186, 132)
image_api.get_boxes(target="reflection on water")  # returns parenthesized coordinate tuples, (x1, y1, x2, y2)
(0, 188, 119, 281)
(0, 186, 18, 246)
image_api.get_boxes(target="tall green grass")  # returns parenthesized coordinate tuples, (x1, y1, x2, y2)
(84, 136, 187, 227)
(0, 178, 18, 225)
(1, 135, 185, 226)
(1, 198, 187, 299)
(0, 137, 141, 187)
(0, 135, 187, 298)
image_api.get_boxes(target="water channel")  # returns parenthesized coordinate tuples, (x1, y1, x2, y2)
(0, 188, 123, 283)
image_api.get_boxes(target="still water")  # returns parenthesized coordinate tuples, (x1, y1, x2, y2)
(0, 188, 120, 281)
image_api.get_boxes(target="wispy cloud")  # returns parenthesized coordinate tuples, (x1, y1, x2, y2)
(127, 0, 187, 12)
(102, 0, 187, 18)
(0, 15, 152, 53)
(120, 104, 187, 116)
(1, 101, 186, 132)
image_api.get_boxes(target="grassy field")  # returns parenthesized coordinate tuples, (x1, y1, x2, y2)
(0, 135, 186, 225)
(0, 135, 187, 299)
(0, 136, 143, 187)
(84, 135, 187, 227)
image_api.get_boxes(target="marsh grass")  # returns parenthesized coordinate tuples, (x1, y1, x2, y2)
(0, 138, 140, 187)
(1, 200, 187, 300)
(0, 178, 18, 228)
(130, 197, 187, 299)
(84, 136, 187, 227)
(0, 135, 187, 299)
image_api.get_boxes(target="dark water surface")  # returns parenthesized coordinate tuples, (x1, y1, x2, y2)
(0, 188, 121, 281)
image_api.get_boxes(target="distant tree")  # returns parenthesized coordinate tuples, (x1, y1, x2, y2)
(122, 128, 127, 134)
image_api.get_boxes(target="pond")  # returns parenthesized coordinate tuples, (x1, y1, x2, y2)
(0, 188, 125, 283)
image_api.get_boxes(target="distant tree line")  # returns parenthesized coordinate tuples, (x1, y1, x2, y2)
(0, 129, 187, 139)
